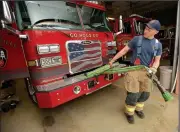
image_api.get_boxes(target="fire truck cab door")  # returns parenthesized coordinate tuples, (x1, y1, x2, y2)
(0, 1, 29, 81)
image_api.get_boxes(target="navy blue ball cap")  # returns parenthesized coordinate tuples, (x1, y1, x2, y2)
(146, 20, 161, 31)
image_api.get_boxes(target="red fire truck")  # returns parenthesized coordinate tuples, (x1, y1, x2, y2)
(108, 14, 151, 59)
(0, 1, 123, 108)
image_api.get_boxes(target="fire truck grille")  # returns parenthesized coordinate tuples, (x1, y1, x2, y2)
(66, 40, 103, 74)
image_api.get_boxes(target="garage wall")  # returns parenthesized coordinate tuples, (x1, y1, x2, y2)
(106, 1, 178, 26)
(143, 5, 177, 26)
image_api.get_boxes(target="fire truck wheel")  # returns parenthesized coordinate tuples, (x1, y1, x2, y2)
(24, 78, 37, 104)
(1, 102, 10, 112)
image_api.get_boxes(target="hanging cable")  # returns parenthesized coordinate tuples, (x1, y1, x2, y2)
(171, 56, 179, 93)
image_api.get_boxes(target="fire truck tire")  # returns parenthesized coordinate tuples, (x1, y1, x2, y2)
(24, 78, 38, 105)
(9, 100, 17, 109)
(1, 103, 10, 112)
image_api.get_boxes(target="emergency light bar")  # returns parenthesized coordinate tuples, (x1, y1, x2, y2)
(130, 14, 146, 19)
(87, 1, 98, 4)
(107, 17, 115, 20)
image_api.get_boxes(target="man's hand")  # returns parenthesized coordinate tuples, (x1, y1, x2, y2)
(150, 55, 161, 75)
(109, 60, 114, 68)
(108, 45, 130, 68)
(149, 67, 157, 75)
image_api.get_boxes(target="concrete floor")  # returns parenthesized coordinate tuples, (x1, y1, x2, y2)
(1, 78, 178, 132)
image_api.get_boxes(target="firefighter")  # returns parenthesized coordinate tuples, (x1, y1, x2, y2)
(109, 20, 162, 124)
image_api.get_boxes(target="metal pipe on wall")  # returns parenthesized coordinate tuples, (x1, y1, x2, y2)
(171, 0, 180, 90)
(179, 1, 180, 82)
(178, 18, 180, 132)
(178, 1, 180, 95)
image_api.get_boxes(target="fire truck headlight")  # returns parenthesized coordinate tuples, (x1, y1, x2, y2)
(37, 45, 50, 54)
(111, 41, 116, 46)
(49, 45, 60, 53)
(106, 41, 116, 47)
(37, 44, 60, 54)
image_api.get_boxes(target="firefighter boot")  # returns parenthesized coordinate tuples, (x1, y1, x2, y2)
(135, 110, 145, 119)
(124, 113, 135, 124)
(0, 80, 15, 100)
(135, 102, 145, 119)
(124, 104, 136, 124)
(0, 94, 20, 112)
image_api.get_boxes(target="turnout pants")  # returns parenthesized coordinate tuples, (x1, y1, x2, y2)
(125, 92, 150, 115)
(123, 69, 152, 115)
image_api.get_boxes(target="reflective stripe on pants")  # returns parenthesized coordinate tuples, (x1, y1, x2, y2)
(135, 102, 144, 111)
(125, 104, 136, 115)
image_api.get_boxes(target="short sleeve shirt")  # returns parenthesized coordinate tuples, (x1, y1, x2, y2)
(128, 36, 162, 67)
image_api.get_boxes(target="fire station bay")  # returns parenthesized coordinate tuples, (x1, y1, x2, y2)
(0, 1, 179, 132)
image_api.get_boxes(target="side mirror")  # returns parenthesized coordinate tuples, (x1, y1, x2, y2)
(134, 20, 140, 35)
(138, 22, 143, 34)
(0, 1, 28, 40)
(0, 1, 13, 25)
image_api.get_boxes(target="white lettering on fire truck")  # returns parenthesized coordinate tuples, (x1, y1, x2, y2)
(70, 33, 98, 38)
(0, 37, 16, 48)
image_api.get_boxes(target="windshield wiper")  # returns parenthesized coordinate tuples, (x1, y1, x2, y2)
(34, 24, 69, 29)
(57, 19, 80, 26)
(32, 18, 80, 27)
(32, 19, 56, 27)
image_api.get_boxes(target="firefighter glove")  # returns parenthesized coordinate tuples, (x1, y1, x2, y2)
(149, 67, 157, 75)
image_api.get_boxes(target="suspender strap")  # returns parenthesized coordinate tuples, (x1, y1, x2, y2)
(137, 36, 143, 57)
(137, 36, 159, 57)
(153, 39, 159, 57)
(135, 36, 159, 66)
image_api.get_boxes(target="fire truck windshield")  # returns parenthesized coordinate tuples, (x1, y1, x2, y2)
(78, 5, 111, 32)
(15, 1, 110, 32)
(15, 1, 82, 30)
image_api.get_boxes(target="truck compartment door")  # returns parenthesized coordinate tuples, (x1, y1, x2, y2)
(0, 1, 29, 80)
(0, 30, 29, 80)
